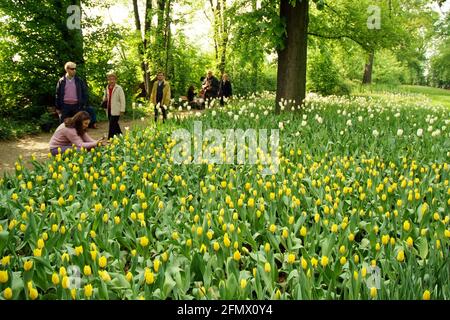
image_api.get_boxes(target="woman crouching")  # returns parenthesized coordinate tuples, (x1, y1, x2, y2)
(49, 111, 107, 156)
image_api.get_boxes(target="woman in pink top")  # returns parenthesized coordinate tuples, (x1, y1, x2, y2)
(49, 111, 106, 156)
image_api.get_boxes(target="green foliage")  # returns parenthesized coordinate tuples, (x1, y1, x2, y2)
(429, 13, 450, 88)
(307, 45, 350, 96)
(0, 118, 42, 140)
(167, 34, 214, 98)
(373, 50, 409, 85)
(83, 23, 130, 103)
(308, 0, 437, 87)
(0, 0, 137, 124)
(227, 0, 280, 95)
(228, 61, 277, 96)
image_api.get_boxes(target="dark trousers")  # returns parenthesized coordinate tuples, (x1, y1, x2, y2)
(154, 101, 167, 122)
(60, 103, 80, 123)
(108, 112, 122, 139)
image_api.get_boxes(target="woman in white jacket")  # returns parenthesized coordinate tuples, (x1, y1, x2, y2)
(103, 73, 126, 139)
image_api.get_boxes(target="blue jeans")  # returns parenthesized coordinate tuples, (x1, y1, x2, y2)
(50, 146, 74, 156)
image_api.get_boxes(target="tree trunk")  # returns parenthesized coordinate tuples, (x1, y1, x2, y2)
(209, 0, 229, 75)
(250, 0, 259, 92)
(164, 0, 172, 76)
(209, 0, 219, 63)
(218, 0, 228, 75)
(132, 0, 141, 32)
(275, 0, 309, 113)
(133, 0, 151, 98)
(143, 0, 152, 98)
(252, 59, 259, 92)
(154, 0, 166, 73)
(362, 51, 374, 85)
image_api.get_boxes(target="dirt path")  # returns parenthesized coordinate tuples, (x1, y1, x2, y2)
(0, 110, 203, 175)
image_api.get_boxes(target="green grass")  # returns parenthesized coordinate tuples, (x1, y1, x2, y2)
(352, 84, 450, 108)
(399, 85, 450, 108)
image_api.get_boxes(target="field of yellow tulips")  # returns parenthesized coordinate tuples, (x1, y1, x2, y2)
(0, 92, 449, 300)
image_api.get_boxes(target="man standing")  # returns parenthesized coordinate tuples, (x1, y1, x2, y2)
(151, 72, 171, 123)
(202, 70, 219, 103)
(55, 62, 88, 123)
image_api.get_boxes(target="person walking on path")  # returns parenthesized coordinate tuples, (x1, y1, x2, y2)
(150, 71, 171, 123)
(55, 61, 88, 123)
(49, 111, 106, 156)
(102, 72, 126, 139)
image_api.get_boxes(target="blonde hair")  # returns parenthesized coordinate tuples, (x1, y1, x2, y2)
(64, 61, 76, 71)
(107, 72, 117, 79)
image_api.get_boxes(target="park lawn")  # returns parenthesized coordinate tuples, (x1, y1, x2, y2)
(399, 85, 450, 108)
(352, 84, 450, 108)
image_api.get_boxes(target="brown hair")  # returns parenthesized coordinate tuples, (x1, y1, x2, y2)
(64, 111, 91, 137)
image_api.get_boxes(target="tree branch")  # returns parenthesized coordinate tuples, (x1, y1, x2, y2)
(307, 31, 368, 50)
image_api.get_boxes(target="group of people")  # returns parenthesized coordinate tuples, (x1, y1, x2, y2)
(187, 71, 232, 108)
(49, 63, 232, 156)
(50, 61, 127, 156)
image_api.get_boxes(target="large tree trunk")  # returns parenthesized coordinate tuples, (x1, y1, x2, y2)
(154, 0, 166, 73)
(250, 0, 260, 92)
(275, 0, 309, 113)
(362, 51, 374, 85)
(132, 0, 141, 31)
(217, 0, 228, 75)
(143, 0, 152, 98)
(209, 0, 219, 63)
(164, 0, 172, 76)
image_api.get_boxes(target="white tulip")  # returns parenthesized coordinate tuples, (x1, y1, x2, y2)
(417, 128, 423, 137)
